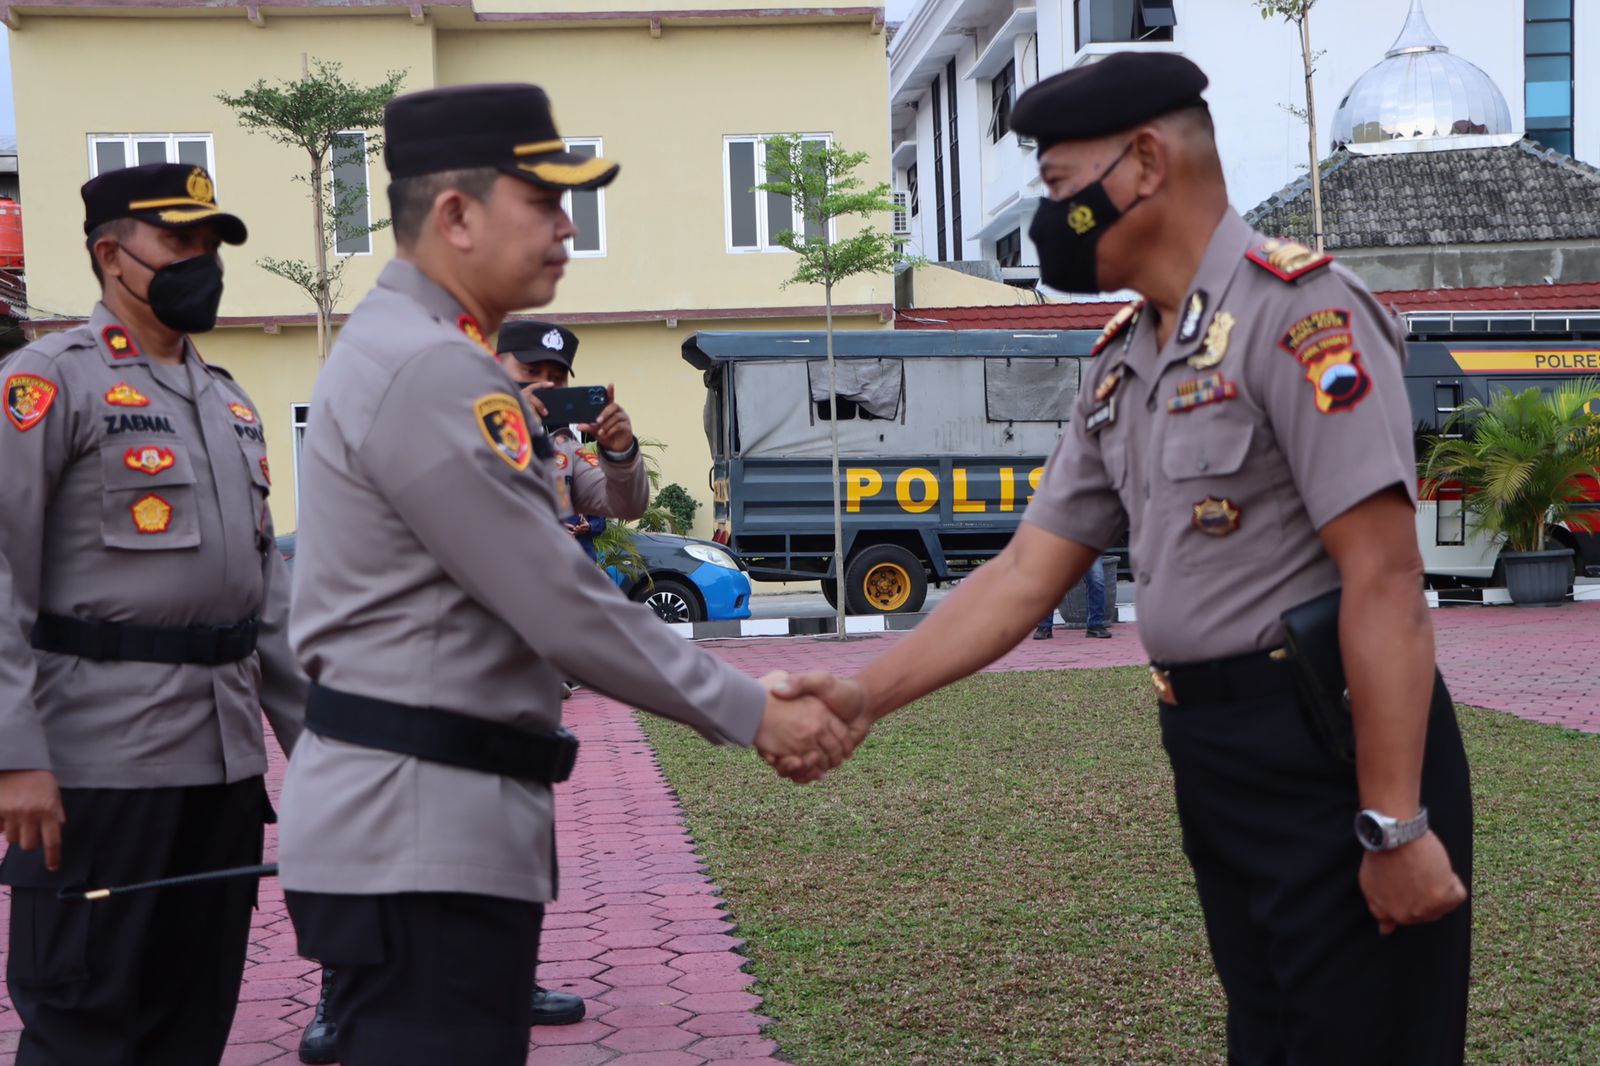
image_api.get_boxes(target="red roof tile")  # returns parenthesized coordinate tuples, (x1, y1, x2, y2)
(897, 282, 1600, 332)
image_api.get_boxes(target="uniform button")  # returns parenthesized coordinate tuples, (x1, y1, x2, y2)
(1138, 572, 1151, 585)
(1197, 459, 1210, 472)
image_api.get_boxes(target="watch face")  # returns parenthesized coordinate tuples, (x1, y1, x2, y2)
(1355, 813, 1386, 849)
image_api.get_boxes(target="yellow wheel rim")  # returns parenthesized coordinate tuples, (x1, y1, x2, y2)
(862, 562, 912, 612)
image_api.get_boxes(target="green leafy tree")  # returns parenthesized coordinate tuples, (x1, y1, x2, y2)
(218, 58, 405, 362)
(1257, 0, 1326, 253)
(590, 438, 668, 583)
(643, 483, 700, 536)
(757, 135, 908, 633)
(1422, 380, 1600, 554)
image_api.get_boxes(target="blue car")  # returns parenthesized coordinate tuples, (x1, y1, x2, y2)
(604, 531, 752, 624)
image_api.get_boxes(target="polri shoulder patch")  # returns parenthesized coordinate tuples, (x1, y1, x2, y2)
(6, 373, 58, 432)
(1092, 300, 1143, 356)
(474, 393, 533, 471)
(1246, 239, 1332, 283)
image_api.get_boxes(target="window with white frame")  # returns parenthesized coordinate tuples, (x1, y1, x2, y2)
(562, 138, 606, 257)
(724, 134, 832, 252)
(331, 131, 373, 256)
(291, 403, 310, 514)
(89, 134, 215, 179)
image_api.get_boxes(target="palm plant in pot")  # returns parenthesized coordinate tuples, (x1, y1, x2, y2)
(1422, 379, 1600, 606)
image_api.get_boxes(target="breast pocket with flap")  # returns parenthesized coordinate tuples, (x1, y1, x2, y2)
(98, 441, 202, 550)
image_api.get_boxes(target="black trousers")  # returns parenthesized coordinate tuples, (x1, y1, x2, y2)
(286, 889, 541, 1066)
(1160, 671, 1473, 1066)
(1, 778, 269, 1066)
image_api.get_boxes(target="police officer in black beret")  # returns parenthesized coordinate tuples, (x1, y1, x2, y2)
(0, 163, 306, 1064)
(776, 51, 1473, 1066)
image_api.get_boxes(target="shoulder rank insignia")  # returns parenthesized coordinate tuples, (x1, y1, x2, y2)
(6, 373, 58, 432)
(474, 393, 533, 471)
(1188, 311, 1236, 370)
(102, 325, 139, 359)
(105, 382, 150, 407)
(131, 494, 174, 534)
(458, 314, 495, 356)
(124, 446, 177, 475)
(227, 402, 257, 424)
(1091, 301, 1143, 356)
(1246, 239, 1332, 283)
(259, 457, 272, 485)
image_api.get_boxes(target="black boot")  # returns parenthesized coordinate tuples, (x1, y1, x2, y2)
(298, 967, 339, 1064)
(530, 985, 586, 1026)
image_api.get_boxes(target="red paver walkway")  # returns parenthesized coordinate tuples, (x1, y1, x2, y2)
(1, 604, 1595, 1065)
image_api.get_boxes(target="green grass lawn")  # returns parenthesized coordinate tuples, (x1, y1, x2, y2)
(640, 667, 1600, 1066)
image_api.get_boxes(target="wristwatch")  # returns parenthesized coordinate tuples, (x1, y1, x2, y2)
(600, 438, 639, 463)
(1353, 807, 1430, 852)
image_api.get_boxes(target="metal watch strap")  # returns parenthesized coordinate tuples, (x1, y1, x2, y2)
(1356, 806, 1430, 851)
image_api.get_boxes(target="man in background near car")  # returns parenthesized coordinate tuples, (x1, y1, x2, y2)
(1035, 552, 1113, 639)
(549, 424, 608, 563)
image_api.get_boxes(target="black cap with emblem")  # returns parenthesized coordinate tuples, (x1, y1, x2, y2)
(498, 319, 578, 372)
(384, 84, 620, 192)
(1010, 52, 1209, 153)
(81, 163, 247, 244)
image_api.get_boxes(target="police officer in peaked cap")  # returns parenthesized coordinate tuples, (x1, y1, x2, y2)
(277, 83, 854, 1066)
(775, 53, 1473, 1065)
(0, 163, 307, 1063)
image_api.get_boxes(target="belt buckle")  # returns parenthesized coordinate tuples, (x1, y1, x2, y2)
(1149, 666, 1177, 706)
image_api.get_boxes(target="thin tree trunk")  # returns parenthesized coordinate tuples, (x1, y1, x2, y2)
(311, 153, 330, 363)
(1301, 15, 1325, 255)
(825, 280, 846, 639)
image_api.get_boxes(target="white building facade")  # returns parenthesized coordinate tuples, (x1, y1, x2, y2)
(888, 0, 1596, 288)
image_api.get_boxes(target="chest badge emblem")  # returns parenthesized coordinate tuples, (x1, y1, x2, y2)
(105, 383, 150, 408)
(124, 446, 176, 476)
(1192, 497, 1242, 537)
(227, 402, 257, 424)
(1189, 311, 1236, 370)
(131, 494, 174, 534)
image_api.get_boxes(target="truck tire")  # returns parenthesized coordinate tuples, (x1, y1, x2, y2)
(820, 576, 840, 609)
(845, 544, 928, 615)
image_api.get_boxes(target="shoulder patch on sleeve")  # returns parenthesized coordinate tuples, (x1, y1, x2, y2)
(474, 393, 533, 471)
(1091, 300, 1143, 356)
(1246, 239, 1332, 283)
(6, 372, 59, 431)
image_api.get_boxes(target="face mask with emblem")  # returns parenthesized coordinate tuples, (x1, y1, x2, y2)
(117, 246, 226, 335)
(1028, 141, 1143, 294)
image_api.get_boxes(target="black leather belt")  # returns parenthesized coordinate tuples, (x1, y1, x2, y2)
(305, 684, 579, 785)
(31, 613, 259, 665)
(1149, 648, 1298, 708)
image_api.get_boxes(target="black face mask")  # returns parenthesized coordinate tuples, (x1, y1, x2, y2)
(117, 246, 226, 335)
(1028, 142, 1143, 294)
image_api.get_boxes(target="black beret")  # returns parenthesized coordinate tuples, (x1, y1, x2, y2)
(1011, 52, 1209, 151)
(81, 163, 247, 244)
(384, 83, 619, 192)
(499, 319, 578, 371)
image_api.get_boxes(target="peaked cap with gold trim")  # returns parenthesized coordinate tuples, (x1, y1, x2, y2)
(384, 83, 620, 192)
(82, 162, 247, 244)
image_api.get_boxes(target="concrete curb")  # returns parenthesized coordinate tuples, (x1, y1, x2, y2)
(667, 585, 1600, 640)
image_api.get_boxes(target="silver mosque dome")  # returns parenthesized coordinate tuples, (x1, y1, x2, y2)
(1330, 0, 1517, 155)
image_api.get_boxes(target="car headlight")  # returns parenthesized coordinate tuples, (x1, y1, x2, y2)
(685, 544, 740, 570)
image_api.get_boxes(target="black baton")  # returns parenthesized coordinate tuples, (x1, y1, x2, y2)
(57, 862, 279, 901)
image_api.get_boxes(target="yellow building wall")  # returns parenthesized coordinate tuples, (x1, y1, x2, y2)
(10, 14, 435, 320)
(437, 22, 895, 315)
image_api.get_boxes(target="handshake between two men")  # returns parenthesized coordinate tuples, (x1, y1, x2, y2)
(751, 671, 872, 784)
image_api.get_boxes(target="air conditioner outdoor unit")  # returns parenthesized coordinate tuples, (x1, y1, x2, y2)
(891, 191, 911, 237)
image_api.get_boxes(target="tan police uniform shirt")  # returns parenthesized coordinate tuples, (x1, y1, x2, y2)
(0, 304, 305, 787)
(1025, 211, 1417, 665)
(279, 260, 767, 904)
(546, 431, 649, 521)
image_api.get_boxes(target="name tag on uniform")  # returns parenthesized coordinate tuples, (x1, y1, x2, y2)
(1085, 398, 1117, 434)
